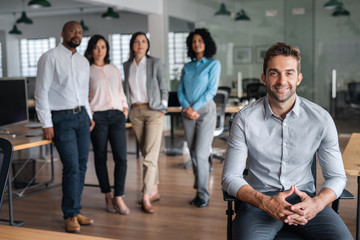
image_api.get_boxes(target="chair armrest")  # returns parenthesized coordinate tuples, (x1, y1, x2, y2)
(339, 189, 354, 199)
(222, 189, 237, 201)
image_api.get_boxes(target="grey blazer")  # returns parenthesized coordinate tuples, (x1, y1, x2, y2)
(123, 56, 168, 113)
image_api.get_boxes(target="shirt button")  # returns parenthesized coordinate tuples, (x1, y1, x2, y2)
(283, 123, 287, 126)
(284, 143, 287, 146)
(282, 162, 286, 165)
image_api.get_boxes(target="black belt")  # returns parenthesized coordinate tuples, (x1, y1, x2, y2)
(51, 106, 85, 114)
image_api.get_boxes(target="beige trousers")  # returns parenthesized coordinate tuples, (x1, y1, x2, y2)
(129, 105, 164, 194)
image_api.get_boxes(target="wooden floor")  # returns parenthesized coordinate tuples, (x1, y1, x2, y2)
(0, 130, 357, 239)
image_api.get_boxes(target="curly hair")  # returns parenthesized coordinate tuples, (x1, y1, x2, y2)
(128, 32, 150, 61)
(84, 34, 110, 65)
(263, 42, 301, 75)
(186, 28, 217, 59)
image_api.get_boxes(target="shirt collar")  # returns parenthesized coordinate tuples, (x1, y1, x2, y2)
(133, 56, 147, 66)
(192, 57, 208, 64)
(59, 43, 77, 56)
(264, 95, 300, 119)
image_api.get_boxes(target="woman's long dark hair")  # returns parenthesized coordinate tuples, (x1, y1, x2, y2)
(84, 34, 110, 65)
(128, 32, 150, 61)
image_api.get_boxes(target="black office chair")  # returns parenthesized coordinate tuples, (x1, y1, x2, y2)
(0, 138, 13, 214)
(218, 86, 231, 96)
(168, 91, 181, 107)
(246, 82, 267, 100)
(347, 82, 360, 115)
(242, 78, 261, 93)
(223, 119, 354, 240)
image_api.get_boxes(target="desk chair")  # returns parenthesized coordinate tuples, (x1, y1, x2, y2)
(242, 78, 261, 93)
(347, 82, 360, 115)
(246, 82, 267, 100)
(223, 119, 354, 240)
(0, 138, 13, 214)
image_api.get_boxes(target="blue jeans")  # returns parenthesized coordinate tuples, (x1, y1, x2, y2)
(232, 192, 353, 240)
(52, 109, 90, 219)
(91, 110, 127, 196)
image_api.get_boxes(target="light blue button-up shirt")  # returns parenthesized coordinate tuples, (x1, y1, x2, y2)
(222, 95, 347, 198)
(177, 57, 221, 111)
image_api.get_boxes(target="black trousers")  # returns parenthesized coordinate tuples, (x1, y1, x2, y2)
(91, 110, 127, 197)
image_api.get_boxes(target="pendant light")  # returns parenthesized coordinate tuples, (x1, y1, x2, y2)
(80, 8, 89, 31)
(235, 0, 250, 21)
(16, 11, 33, 24)
(235, 9, 250, 21)
(17, 0, 33, 24)
(9, 13, 22, 35)
(214, 3, 231, 16)
(323, 0, 343, 10)
(332, 6, 350, 16)
(9, 25, 22, 35)
(28, 0, 51, 8)
(101, 7, 119, 20)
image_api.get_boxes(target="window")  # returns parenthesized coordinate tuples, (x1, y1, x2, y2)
(168, 32, 189, 81)
(20, 38, 56, 76)
(109, 33, 132, 79)
(77, 36, 91, 56)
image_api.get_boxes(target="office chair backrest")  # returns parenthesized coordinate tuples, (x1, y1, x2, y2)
(213, 90, 229, 136)
(246, 83, 267, 99)
(218, 86, 231, 96)
(0, 138, 13, 214)
(242, 78, 261, 92)
(168, 91, 181, 107)
(348, 82, 360, 105)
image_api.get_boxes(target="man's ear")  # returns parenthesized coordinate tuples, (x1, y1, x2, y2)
(261, 73, 266, 85)
(61, 32, 64, 39)
(297, 73, 303, 86)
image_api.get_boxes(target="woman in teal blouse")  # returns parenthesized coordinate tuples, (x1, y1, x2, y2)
(177, 28, 221, 208)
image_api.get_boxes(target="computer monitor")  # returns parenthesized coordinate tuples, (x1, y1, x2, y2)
(0, 78, 29, 134)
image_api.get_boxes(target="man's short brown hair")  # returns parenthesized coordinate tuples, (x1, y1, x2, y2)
(263, 42, 301, 75)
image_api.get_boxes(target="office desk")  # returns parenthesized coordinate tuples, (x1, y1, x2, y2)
(165, 105, 242, 156)
(1, 123, 54, 227)
(167, 104, 241, 136)
(0, 225, 118, 240)
(342, 133, 360, 240)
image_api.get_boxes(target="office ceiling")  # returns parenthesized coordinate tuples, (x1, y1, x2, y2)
(0, 0, 108, 17)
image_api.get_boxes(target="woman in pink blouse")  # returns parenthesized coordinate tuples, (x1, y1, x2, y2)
(85, 35, 129, 215)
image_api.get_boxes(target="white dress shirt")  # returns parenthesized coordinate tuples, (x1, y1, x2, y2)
(129, 57, 149, 104)
(35, 43, 91, 128)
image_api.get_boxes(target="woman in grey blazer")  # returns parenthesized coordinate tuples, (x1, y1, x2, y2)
(123, 32, 168, 214)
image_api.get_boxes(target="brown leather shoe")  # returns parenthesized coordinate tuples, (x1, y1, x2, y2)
(76, 214, 94, 225)
(141, 201, 154, 214)
(64, 216, 80, 233)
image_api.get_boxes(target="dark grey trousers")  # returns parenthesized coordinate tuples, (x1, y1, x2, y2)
(232, 192, 353, 240)
(182, 100, 216, 201)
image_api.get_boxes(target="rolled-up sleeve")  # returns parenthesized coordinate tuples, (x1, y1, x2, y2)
(222, 113, 249, 197)
(318, 116, 347, 198)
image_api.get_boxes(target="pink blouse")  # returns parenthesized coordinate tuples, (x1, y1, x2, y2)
(89, 64, 128, 112)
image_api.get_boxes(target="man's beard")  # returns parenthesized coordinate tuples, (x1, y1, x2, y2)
(65, 38, 81, 48)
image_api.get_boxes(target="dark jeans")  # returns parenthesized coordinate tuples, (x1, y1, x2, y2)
(232, 192, 353, 240)
(52, 109, 90, 219)
(91, 110, 127, 197)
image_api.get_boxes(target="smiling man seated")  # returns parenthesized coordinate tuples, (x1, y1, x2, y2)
(222, 42, 353, 240)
